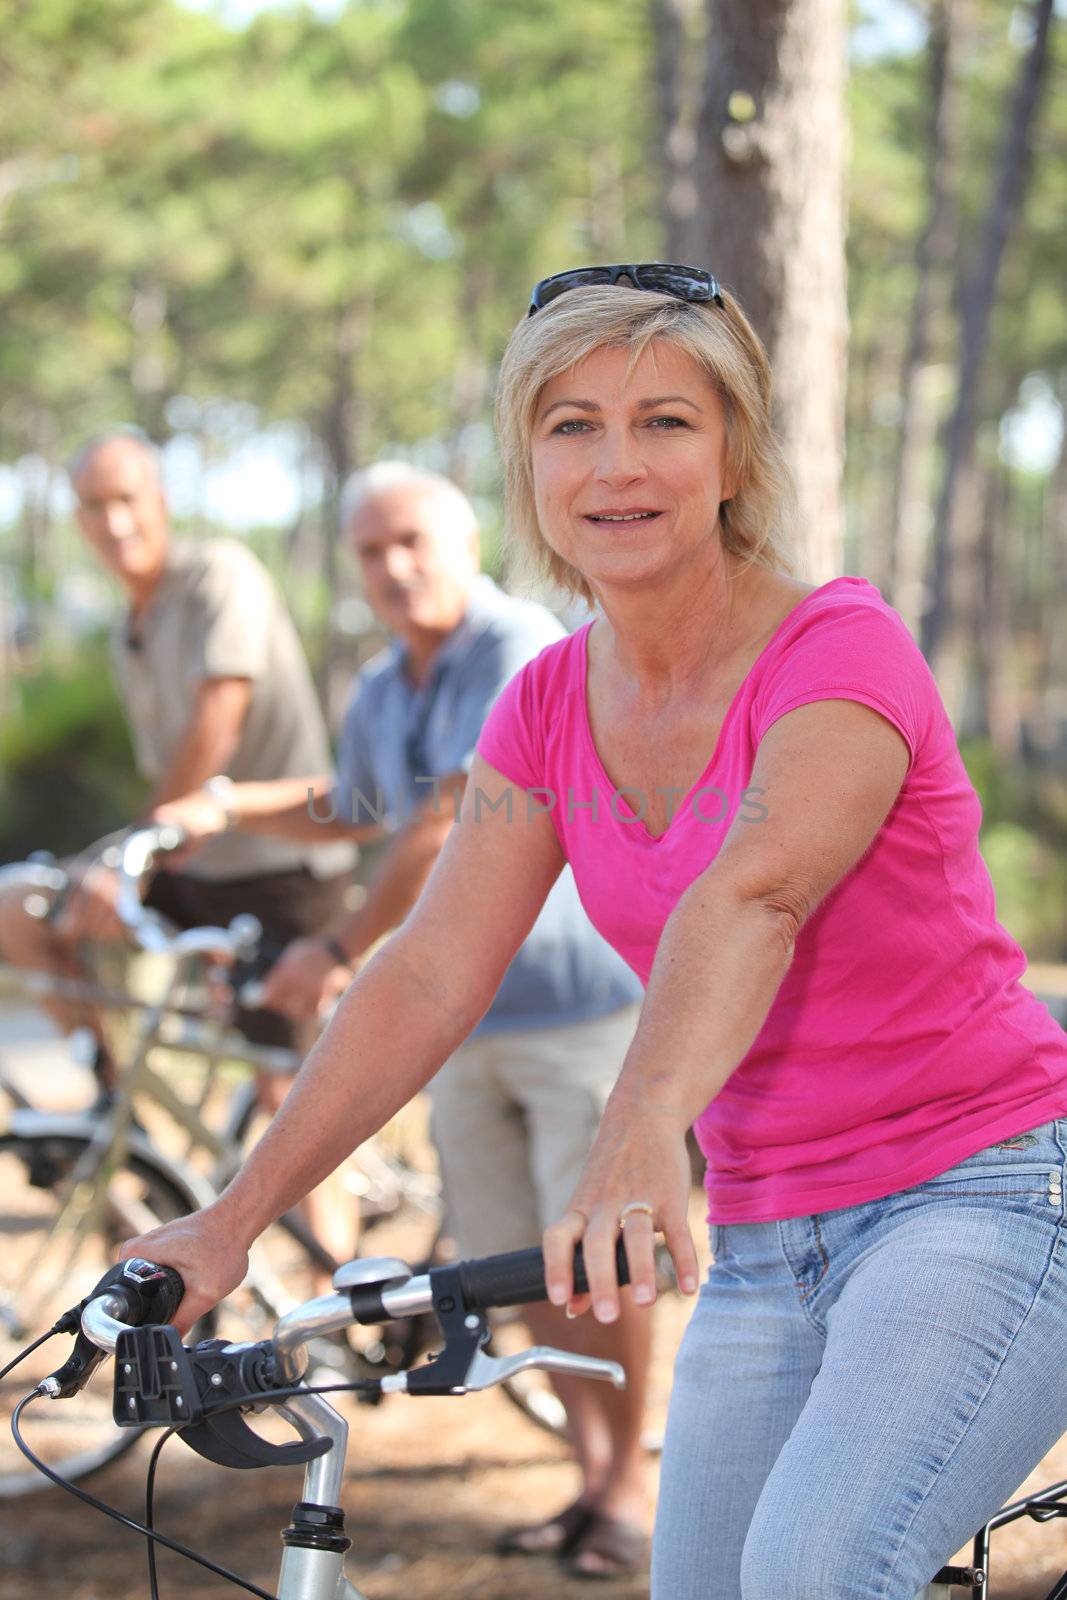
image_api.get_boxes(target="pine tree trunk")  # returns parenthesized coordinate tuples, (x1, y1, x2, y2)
(320, 298, 368, 703)
(884, 0, 965, 630)
(921, 0, 1056, 666)
(1037, 408, 1067, 715)
(970, 462, 1021, 755)
(447, 259, 494, 492)
(653, 0, 705, 264)
(696, 0, 848, 581)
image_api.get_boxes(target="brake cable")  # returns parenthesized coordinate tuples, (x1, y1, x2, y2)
(0, 1327, 65, 1384)
(12, 1376, 382, 1600)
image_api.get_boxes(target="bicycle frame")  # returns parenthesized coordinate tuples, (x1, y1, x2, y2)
(0, 829, 429, 1213)
(916, 1480, 1067, 1598)
(1, 837, 444, 1417)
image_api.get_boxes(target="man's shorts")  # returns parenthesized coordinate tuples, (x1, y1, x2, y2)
(144, 866, 350, 1051)
(426, 1002, 642, 1258)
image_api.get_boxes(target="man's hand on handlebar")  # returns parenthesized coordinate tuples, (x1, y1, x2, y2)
(119, 1205, 251, 1336)
(56, 863, 126, 944)
(151, 789, 230, 847)
(260, 937, 354, 1021)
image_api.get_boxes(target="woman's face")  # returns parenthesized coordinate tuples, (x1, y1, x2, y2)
(530, 339, 734, 595)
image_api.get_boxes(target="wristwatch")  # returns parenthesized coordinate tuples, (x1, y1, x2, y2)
(203, 774, 236, 832)
(321, 935, 354, 972)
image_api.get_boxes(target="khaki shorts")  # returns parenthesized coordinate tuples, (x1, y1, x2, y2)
(426, 1002, 641, 1258)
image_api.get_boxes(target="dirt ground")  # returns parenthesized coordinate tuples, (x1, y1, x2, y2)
(4, 1009, 1067, 1598)
(2, 1352, 645, 1600)
(5, 1341, 1067, 1600)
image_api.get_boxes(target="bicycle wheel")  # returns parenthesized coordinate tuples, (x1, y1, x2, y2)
(0, 1128, 207, 1498)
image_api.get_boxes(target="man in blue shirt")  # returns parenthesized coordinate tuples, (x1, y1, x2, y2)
(155, 463, 650, 1576)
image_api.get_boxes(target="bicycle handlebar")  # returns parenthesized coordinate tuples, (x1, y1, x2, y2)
(40, 1259, 185, 1399)
(28, 1246, 632, 1507)
(344, 1237, 632, 1326)
(68, 1240, 632, 1404)
(114, 826, 263, 963)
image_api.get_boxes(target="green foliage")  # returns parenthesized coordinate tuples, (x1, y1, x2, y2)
(0, 648, 145, 860)
(1, 0, 1064, 955)
(961, 738, 1067, 960)
(979, 821, 1067, 961)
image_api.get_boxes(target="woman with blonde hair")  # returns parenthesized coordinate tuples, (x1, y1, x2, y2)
(127, 264, 1067, 1598)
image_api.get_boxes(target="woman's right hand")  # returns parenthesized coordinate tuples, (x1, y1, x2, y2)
(119, 1203, 250, 1335)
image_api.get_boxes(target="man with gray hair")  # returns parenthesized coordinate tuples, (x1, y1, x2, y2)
(154, 460, 652, 1578)
(0, 429, 354, 1112)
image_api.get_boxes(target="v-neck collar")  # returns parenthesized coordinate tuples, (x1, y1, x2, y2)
(577, 579, 850, 844)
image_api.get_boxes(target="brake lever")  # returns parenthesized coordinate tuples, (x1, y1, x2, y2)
(462, 1345, 626, 1393)
(378, 1261, 627, 1397)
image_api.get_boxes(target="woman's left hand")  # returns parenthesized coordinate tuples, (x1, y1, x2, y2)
(542, 1095, 700, 1322)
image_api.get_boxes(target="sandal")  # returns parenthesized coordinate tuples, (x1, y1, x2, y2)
(565, 1511, 649, 1580)
(496, 1498, 593, 1556)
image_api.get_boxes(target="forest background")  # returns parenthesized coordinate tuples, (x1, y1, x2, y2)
(1, 0, 1065, 957)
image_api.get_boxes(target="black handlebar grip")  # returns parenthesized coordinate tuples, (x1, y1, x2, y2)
(44, 1261, 186, 1399)
(144, 1264, 185, 1325)
(456, 1238, 631, 1313)
(116, 1258, 186, 1325)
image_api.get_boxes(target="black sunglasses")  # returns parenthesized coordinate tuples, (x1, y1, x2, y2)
(527, 263, 724, 317)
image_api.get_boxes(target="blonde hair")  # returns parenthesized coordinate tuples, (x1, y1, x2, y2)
(495, 284, 794, 603)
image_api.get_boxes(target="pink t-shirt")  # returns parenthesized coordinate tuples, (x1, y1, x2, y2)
(476, 576, 1067, 1223)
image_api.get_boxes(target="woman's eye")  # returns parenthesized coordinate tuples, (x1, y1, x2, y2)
(648, 415, 687, 429)
(553, 418, 591, 435)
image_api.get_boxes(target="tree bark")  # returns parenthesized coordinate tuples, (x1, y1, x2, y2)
(1033, 402, 1067, 718)
(921, 0, 1056, 665)
(970, 461, 1021, 755)
(696, 0, 849, 581)
(652, 0, 705, 265)
(129, 281, 171, 444)
(319, 297, 368, 700)
(884, 0, 965, 631)
(446, 259, 494, 491)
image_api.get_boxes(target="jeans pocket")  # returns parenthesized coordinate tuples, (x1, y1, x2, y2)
(919, 1121, 1065, 1213)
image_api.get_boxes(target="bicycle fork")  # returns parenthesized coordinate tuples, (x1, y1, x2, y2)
(273, 1392, 367, 1600)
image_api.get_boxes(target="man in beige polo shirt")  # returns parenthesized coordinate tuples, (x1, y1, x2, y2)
(0, 430, 353, 1115)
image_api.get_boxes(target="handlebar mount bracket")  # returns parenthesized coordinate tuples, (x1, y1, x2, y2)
(113, 1325, 203, 1427)
(113, 1330, 334, 1471)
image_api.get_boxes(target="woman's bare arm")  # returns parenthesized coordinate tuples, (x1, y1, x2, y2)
(122, 754, 565, 1328)
(543, 697, 911, 1319)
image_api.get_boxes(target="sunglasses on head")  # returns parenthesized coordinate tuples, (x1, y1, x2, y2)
(527, 263, 724, 317)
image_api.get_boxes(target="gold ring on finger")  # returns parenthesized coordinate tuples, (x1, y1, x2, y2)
(618, 1200, 655, 1227)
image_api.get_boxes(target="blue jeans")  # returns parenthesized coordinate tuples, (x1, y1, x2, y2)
(653, 1119, 1067, 1599)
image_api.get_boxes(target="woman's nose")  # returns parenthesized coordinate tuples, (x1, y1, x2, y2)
(593, 428, 648, 487)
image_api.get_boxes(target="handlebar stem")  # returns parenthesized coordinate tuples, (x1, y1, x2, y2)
(276, 1392, 349, 1508)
